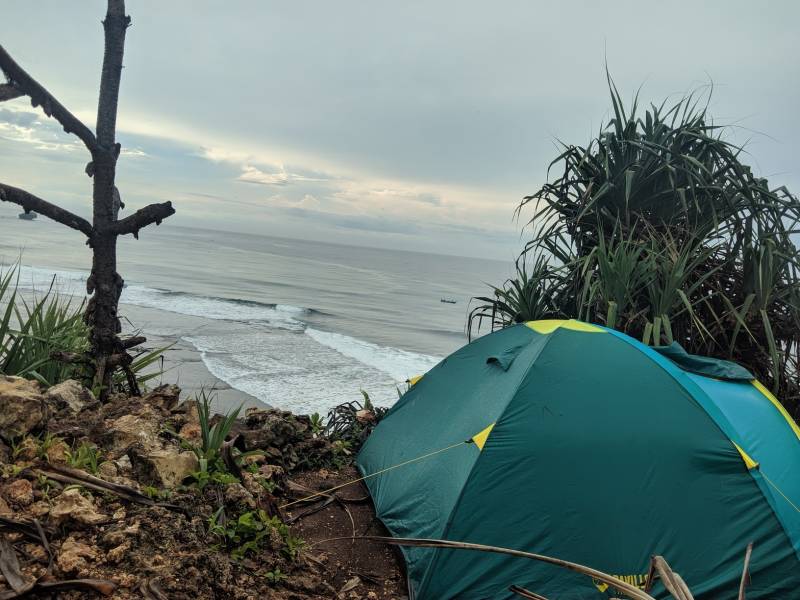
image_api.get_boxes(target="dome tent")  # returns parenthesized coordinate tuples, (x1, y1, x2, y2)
(356, 320, 800, 599)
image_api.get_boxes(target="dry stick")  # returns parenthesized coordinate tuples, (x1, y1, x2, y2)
(0, 517, 50, 544)
(0, 536, 28, 594)
(737, 543, 754, 600)
(652, 556, 694, 600)
(35, 464, 183, 512)
(0, 579, 117, 599)
(31, 519, 53, 576)
(509, 584, 549, 600)
(315, 536, 658, 600)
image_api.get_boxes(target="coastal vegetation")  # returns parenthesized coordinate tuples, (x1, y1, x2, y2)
(470, 79, 800, 418)
(0, 265, 166, 393)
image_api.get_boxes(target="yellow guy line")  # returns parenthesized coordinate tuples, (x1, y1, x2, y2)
(280, 439, 469, 510)
(761, 471, 800, 515)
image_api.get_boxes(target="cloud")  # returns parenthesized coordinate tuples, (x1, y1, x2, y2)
(237, 164, 328, 186)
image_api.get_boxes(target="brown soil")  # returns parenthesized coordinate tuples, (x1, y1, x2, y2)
(0, 380, 408, 599)
(289, 467, 407, 599)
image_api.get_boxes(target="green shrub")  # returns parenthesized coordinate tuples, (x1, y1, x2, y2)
(471, 78, 800, 418)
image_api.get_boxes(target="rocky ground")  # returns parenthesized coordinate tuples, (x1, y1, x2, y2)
(0, 375, 407, 599)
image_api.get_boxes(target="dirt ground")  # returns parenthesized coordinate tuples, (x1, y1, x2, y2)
(289, 467, 407, 599)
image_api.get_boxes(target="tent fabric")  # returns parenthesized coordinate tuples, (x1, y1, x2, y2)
(653, 341, 755, 381)
(356, 319, 800, 599)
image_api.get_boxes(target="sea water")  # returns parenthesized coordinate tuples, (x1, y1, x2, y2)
(1, 215, 512, 413)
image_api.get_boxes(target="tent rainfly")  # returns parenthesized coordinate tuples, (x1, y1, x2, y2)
(357, 320, 800, 599)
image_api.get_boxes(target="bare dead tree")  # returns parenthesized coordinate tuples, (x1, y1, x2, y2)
(0, 0, 175, 399)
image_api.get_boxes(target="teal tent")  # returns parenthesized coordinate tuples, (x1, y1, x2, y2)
(356, 320, 800, 599)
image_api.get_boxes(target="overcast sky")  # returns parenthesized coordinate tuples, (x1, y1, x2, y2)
(1, 1, 798, 259)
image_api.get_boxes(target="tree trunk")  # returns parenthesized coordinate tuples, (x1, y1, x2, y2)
(86, 0, 130, 398)
(0, 0, 174, 399)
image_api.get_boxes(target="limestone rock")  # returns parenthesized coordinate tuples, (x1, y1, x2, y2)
(50, 488, 106, 526)
(0, 376, 46, 441)
(44, 439, 70, 464)
(129, 448, 198, 487)
(105, 407, 161, 457)
(143, 384, 181, 411)
(3, 479, 34, 506)
(57, 536, 97, 575)
(44, 379, 95, 414)
(178, 421, 201, 444)
(223, 482, 256, 510)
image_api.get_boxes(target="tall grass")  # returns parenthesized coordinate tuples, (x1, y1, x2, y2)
(0, 264, 168, 391)
(0, 266, 88, 385)
(470, 78, 800, 418)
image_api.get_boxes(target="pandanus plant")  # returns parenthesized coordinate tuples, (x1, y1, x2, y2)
(470, 77, 800, 418)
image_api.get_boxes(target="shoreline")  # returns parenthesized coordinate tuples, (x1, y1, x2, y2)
(140, 331, 267, 414)
(116, 302, 267, 414)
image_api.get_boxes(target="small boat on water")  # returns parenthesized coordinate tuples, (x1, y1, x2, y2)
(440, 298, 457, 304)
(18, 211, 37, 220)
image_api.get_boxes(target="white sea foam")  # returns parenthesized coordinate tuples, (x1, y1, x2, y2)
(184, 329, 433, 413)
(120, 286, 306, 331)
(305, 327, 441, 382)
(8, 263, 445, 414)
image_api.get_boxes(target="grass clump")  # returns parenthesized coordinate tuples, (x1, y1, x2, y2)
(208, 507, 305, 562)
(65, 442, 102, 475)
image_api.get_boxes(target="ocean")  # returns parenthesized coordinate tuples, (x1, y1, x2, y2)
(1, 215, 512, 414)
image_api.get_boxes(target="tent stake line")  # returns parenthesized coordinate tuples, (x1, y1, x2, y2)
(280, 438, 473, 510)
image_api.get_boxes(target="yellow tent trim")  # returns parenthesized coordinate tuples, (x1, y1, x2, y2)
(752, 380, 800, 441)
(407, 375, 424, 387)
(471, 423, 495, 451)
(525, 319, 605, 334)
(733, 443, 759, 470)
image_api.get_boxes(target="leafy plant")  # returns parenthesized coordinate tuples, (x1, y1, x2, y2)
(192, 388, 242, 472)
(323, 394, 388, 454)
(208, 508, 305, 562)
(65, 442, 102, 474)
(188, 469, 238, 491)
(265, 568, 287, 585)
(471, 77, 800, 418)
(309, 412, 324, 435)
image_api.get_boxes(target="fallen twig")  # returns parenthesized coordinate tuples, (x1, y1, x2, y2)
(738, 543, 753, 600)
(651, 556, 694, 600)
(0, 536, 29, 594)
(35, 464, 184, 513)
(0, 578, 117, 598)
(509, 584, 549, 600)
(315, 536, 658, 600)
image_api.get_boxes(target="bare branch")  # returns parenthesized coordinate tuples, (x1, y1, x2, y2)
(0, 183, 94, 237)
(102, 201, 175, 237)
(96, 0, 130, 148)
(0, 83, 23, 102)
(0, 45, 98, 153)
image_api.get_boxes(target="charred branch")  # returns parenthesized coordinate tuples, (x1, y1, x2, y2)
(0, 82, 23, 102)
(121, 336, 146, 350)
(0, 45, 98, 153)
(96, 0, 130, 149)
(102, 201, 175, 237)
(0, 183, 94, 237)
